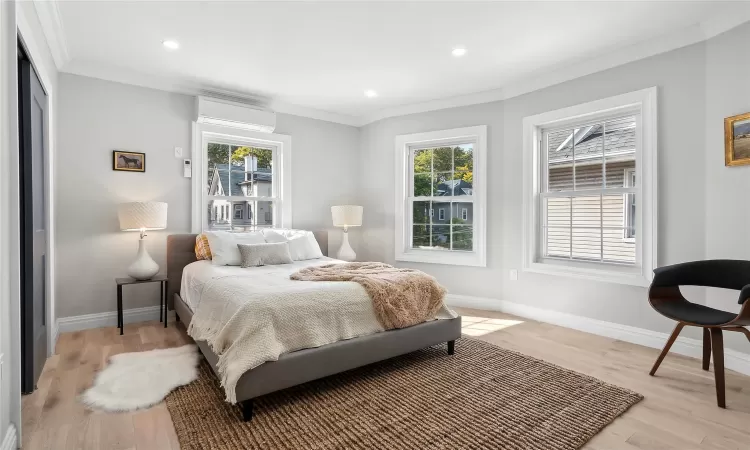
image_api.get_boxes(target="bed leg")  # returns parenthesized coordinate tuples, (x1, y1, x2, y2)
(175, 313, 180, 323)
(447, 340, 455, 355)
(241, 399, 254, 422)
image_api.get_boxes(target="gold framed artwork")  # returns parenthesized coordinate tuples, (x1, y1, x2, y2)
(113, 151, 145, 172)
(725, 112, 750, 167)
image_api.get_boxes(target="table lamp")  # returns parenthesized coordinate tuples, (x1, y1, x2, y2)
(331, 205, 363, 261)
(118, 201, 168, 280)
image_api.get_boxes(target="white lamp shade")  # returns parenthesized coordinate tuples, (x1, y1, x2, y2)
(118, 201, 168, 231)
(331, 205, 363, 228)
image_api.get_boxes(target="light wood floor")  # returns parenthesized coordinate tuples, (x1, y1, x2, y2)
(21, 307, 750, 450)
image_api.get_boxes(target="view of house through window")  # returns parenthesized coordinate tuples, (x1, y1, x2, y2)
(542, 115, 637, 264)
(411, 143, 474, 251)
(206, 142, 275, 231)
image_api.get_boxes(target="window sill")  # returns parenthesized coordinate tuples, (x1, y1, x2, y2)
(523, 261, 650, 287)
(395, 249, 486, 267)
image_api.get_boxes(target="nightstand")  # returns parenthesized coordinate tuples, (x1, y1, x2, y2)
(115, 275, 168, 335)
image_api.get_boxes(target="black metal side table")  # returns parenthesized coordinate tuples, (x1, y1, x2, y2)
(115, 275, 168, 335)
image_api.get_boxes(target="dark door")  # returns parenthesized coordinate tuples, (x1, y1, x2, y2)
(18, 46, 48, 394)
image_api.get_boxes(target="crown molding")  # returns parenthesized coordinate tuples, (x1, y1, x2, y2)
(32, 0, 70, 69)
(359, 87, 507, 126)
(56, 7, 748, 128)
(62, 60, 363, 127)
(699, 1, 750, 40)
(268, 99, 362, 127)
(64, 59, 204, 96)
(359, 15, 750, 125)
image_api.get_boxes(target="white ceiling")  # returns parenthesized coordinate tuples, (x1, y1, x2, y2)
(53, 1, 738, 124)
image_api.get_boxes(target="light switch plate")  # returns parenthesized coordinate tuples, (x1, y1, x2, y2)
(509, 269, 518, 281)
(174, 147, 183, 158)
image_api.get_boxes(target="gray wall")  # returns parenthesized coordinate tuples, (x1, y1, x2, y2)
(55, 23, 750, 354)
(359, 32, 750, 349)
(56, 74, 360, 317)
(704, 23, 750, 317)
(56, 74, 192, 317)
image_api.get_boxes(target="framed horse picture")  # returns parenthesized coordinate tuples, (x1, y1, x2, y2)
(113, 151, 146, 172)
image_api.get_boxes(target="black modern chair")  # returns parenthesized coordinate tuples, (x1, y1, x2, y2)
(648, 260, 750, 408)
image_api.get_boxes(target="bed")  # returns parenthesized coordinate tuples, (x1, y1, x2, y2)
(166, 232, 462, 421)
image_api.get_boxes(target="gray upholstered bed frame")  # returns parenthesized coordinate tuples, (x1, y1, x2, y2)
(166, 233, 462, 421)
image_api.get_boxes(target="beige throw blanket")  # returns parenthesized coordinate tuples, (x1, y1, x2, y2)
(290, 262, 447, 330)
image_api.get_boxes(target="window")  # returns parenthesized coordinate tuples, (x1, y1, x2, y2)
(522, 88, 657, 286)
(191, 123, 291, 232)
(541, 114, 637, 263)
(395, 125, 487, 267)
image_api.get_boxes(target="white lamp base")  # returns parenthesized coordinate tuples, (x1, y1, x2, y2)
(128, 238, 160, 280)
(336, 230, 356, 261)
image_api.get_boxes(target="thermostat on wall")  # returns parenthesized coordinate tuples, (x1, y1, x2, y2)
(183, 159, 192, 178)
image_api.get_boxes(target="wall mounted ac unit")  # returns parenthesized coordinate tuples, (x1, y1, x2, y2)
(195, 96, 276, 133)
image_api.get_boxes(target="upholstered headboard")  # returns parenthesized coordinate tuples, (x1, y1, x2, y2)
(166, 231, 329, 308)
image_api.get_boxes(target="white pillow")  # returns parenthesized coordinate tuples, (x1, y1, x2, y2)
(205, 231, 266, 266)
(288, 233, 324, 260)
(262, 229, 323, 261)
(261, 229, 288, 243)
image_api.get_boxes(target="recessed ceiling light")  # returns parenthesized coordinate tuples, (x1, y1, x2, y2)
(162, 40, 180, 50)
(364, 89, 378, 98)
(452, 47, 467, 57)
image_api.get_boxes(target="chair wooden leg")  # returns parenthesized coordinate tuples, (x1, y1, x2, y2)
(742, 327, 750, 343)
(650, 323, 685, 376)
(703, 327, 711, 371)
(710, 328, 726, 408)
(241, 399, 254, 422)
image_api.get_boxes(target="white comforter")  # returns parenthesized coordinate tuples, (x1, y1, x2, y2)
(181, 259, 456, 402)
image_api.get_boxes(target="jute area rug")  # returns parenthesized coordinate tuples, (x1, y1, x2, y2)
(165, 337, 642, 450)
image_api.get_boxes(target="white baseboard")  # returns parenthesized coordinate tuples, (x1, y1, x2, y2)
(50, 322, 59, 355)
(57, 306, 175, 334)
(1, 424, 17, 450)
(446, 294, 750, 377)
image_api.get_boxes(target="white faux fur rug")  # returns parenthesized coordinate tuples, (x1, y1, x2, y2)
(81, 344, 201, 412)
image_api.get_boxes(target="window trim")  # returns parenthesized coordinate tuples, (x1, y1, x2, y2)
(438, 208, 445, 221)
(623, 168, 636, 241)
(522, 88, 657, 286)
(191, 123, 292, 232)
(394, 125, 487, 267)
